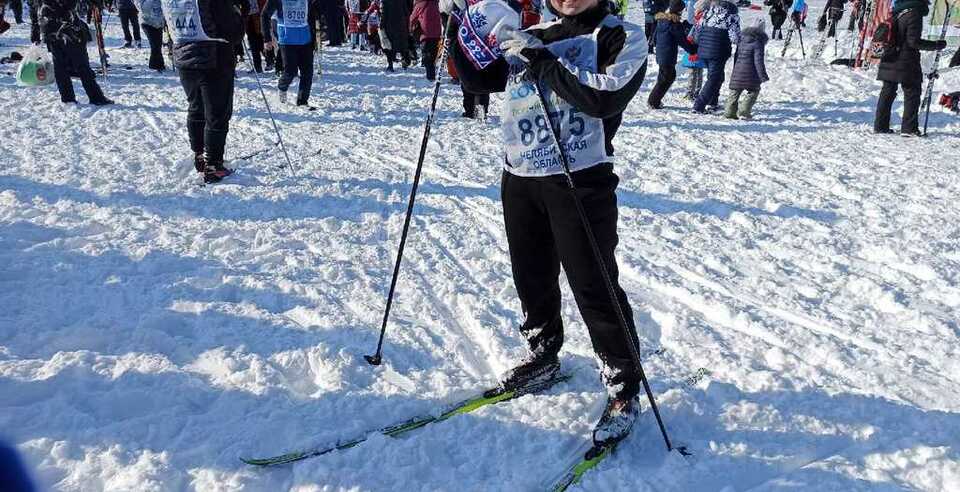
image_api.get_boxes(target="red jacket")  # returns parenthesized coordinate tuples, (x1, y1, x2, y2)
(409, 0, 441, 41)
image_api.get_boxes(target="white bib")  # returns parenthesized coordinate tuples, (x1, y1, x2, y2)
(503, 31, 608, 177)
(281, 0, 308, 27)
(161, 0, 220, 43)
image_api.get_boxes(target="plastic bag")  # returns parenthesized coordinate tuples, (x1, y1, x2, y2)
(15, 45, 55, 87)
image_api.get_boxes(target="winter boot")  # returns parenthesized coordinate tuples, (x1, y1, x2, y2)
(193, 152, 206, 173)
(592, 395, 641, 448)
(738, 90, 759, 120)
(498, 354, 561, 394)
(724, 90, 740, 119)
(278, 89, 288, 104)
(202, 160, 233, 183)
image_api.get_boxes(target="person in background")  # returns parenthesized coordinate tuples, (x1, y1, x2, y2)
(262, 0, 322, 107)
(873, 0, 946, 136)
(379, 0, 411, 71)
(135, 0, 164, 70)
(409, 0, 439, 80)
(764, 0, 788, 39)
(40, 0, 113, 105)
(724, 16, 768, 119)
(161, 0, 244, 182)
(690, 0, 739, 113)
(647, 0, 697, 109)
(117, 0, 142, 48)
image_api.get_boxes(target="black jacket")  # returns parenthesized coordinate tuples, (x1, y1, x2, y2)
(453, 3, 646, 158)
(877, 7, 940, 85)
(172, 0, 244, 70)
(40, 0, 99, 44)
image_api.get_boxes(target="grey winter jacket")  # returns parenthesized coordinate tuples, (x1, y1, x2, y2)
(728, 25, 768, 90)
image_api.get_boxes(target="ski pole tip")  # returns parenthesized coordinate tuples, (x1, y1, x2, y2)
(364, 354, 382, 366)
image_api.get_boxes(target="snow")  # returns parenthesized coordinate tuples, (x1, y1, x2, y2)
(1, 2, 959, 491)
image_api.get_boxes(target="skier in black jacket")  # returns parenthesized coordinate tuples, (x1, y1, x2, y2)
(873, 0, 945, 136)
(446, 0, 649, 447)
(162, 0, 244, 182)
(39, 0, 113, 105)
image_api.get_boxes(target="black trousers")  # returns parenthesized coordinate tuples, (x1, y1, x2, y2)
(502, 163, 640, 400)
(422, 38, 439, 80)
(142, 24, 164, 70)
(462, 89, 488, 116)
(278, 43, 314, 104)
(47, 39, 107, 103)
(246, 22, 264, 72)
(179, 58, 236, 162)
(118, 9, 141, 42)
(875, 80, 921, 133)
(29, 0, 41, 43)
(647, 64, 677, 107)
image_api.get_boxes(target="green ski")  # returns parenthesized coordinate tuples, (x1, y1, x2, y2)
(241, 372, 572, 466)
(549, 366, 710, 491)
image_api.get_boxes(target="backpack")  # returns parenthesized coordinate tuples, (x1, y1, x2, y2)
(870, 10, 907, 60)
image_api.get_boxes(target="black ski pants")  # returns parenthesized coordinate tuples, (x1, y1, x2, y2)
(875, 80, 921, 133)
(118, 9, 141, 43)
(29, 0, 40, 43)
(422, 37, 439, 81)
(142, 23, 164, 70)
(462, 89, 488, 117)
(647, 64, 677, 108)
(179, 56, 236, 162)
(246, 21, 264, 73)
(47, 39, 107, 104)
(8, 0, 23, 23)
(502, 163, 641, 400)
(278, 43, 314, 105)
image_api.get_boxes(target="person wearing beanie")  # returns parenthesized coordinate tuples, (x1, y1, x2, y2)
(873, 0, 947, 136)
(647, 0, 697, 109)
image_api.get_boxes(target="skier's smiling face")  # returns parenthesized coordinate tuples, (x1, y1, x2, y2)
(550, 0, 599, 16)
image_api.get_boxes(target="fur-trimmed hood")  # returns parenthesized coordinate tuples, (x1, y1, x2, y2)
(740, 25, 768, 43)
(655, 11, 682, 22)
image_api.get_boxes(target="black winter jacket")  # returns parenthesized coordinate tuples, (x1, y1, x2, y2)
(876, 7, 940, 86)
(172, 0, 244, 71)
(40, 0, 99, 44)
(453, 3, 647, 158)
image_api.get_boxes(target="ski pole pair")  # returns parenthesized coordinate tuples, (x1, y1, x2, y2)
(363, 28, 685, 457)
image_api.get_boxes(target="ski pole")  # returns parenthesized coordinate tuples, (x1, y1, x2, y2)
(797, 21, 806, 58)
(922, 0, 952, 136)
(241, 38, 297, 175)
(365, 16, 455, 366)
(529, 80, 687, 457)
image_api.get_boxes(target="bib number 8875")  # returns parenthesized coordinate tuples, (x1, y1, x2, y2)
(517, 109, 585, 146)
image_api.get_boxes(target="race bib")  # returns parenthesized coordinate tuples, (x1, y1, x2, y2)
(502, 33, 607, 177)
(282, 0, 308, 27)
(161, 0, 218, 42)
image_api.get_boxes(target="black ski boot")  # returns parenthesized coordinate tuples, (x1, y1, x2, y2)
(592, 395, 641, 449)
(193, 152, 206, 173)
(495, 354, 561, 395)
(203, 160, 233, 184)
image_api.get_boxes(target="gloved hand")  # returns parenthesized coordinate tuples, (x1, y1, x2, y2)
(927, 70, 939, 80)
(498, 25, 544, 63)
(934, 40, 947, 51)
(439, 0, 467, 14)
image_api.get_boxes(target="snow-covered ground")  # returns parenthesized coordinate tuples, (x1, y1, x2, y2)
(2, 3, 959, 491)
